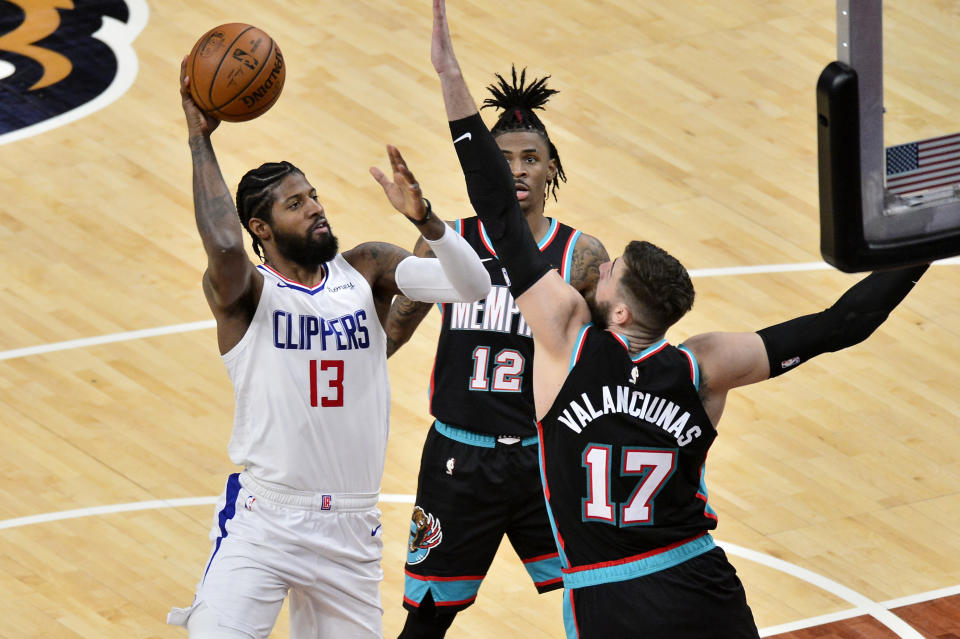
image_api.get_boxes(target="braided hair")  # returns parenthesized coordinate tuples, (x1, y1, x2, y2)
(235, 161, 303, 260)
(482, 65, 566, 201)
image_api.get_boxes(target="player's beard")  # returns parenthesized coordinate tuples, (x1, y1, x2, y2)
(586, 295, 612, 330)
(274, 224, 339, 269)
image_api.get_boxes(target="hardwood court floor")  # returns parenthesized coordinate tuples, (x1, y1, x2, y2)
(0, 0, 958, 637)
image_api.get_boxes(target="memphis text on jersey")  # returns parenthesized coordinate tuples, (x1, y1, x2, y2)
(272, 308, 371, 351)
(557, 383, 703, 448)
(446, 285, 531, 337)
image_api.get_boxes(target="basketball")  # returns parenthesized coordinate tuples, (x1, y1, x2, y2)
(185, 23, 285, 122)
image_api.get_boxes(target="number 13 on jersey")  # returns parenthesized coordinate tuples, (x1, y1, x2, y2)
(309, 359, 344, 407)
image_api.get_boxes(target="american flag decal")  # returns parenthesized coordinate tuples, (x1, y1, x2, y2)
(886, 132, 960, 195)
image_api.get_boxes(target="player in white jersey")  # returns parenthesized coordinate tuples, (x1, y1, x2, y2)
(168, 59, 491, 639)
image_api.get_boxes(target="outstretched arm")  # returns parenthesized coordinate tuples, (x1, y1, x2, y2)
(684, 264, 929, 425)
(180, 56, 261, 353)
(431, 0, 589, 368)
(347, 145, 489, 320)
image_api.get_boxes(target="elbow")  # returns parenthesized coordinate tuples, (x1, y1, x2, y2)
(459, 270, 491, 302)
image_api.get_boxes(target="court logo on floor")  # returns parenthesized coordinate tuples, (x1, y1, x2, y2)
(407, 506, 443, 565)
(0, 0, 148, 145)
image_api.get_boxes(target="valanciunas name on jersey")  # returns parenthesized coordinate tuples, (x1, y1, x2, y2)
(556, 384, 703, 447)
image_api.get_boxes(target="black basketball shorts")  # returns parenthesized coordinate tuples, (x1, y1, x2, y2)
(402, 421, 563, 613)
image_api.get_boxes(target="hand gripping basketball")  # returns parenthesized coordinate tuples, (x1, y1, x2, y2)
(184, 23, 285, 123)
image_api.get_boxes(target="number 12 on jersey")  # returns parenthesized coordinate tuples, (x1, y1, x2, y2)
(468, 346, 525, 392)
(582, 445, 677, 526)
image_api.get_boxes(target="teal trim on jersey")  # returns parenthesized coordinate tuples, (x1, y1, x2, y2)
(454, 218, 462, 235)
(569, 323, 593, 373)
(434, 420, 538, 448)
(561, 533, 715, 590)
(562, 230, 582, 283)
(479, 217, 558, 255)
(677, 344, 701, 390)
(630, 338, 668, 363)
(523, 553, 563, 587)
(534, 421, 572, 571)
(699, 466, 718, 520)
(538, 218, 559, 249)
(562, 588, 577, 639)
(404, 572, 483, 607)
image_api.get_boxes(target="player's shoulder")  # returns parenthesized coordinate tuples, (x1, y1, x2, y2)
(571, 230, 608, 257)
(562, 229, 608, 292)
(342, 241, 409, 278)
(343, 241, 407, 261)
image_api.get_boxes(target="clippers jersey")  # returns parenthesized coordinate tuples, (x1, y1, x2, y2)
(430, 217, 583, 437)
(222, 255, 389, 493)
(538, 325, 719, 570)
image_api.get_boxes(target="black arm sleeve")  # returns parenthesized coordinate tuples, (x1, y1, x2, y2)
(448, 113, 552, 297)
(757, 264, 929, 377)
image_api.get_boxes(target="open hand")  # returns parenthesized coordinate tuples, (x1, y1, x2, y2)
(369, 145, 428, 222)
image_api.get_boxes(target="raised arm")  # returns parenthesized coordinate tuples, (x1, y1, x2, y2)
(431, 0, 589, 365)
(347, 145, 489, 328)
(683, 264, 929, 425)
(180, 57, 261, 352)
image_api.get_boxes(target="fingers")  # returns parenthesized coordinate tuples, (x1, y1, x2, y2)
(386, 144, 420, 187)
(387, 144, 404, 172)
(369, 166, 389, 188)
(180, 56, 192, 97)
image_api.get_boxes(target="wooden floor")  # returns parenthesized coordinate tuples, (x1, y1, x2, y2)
(1, 0, 959, 637)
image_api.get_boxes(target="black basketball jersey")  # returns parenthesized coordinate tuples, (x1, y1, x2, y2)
(538, 325, 719, 570)
(430, 216, 583, 437)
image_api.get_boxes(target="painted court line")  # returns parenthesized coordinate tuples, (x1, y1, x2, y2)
(1, 259, 956, 634)
(0, 496, 945, 638)
(0, 320, 215, 361)
(724, 542, 925, 639)
(0, 259, 956, 363)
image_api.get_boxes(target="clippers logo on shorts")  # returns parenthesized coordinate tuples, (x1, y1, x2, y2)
(0, 0, 146, 145)
(406, 506, 442, 565)
(321, 495, 332, 510)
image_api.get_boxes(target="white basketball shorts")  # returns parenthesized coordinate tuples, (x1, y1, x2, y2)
(167, 472, 384, 638)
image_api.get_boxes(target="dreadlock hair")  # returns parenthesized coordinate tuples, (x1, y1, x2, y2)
(482, 65, 566, 202)
(235, 161, 303, 261)
(619, 241, 695, 336)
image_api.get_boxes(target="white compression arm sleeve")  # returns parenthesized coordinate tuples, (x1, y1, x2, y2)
(394, 224, 491, 303)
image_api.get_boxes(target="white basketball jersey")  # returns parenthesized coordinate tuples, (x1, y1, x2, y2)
(222, 255, 389, 493)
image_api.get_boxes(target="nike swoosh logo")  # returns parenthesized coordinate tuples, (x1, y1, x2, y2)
(371, 524, 382, 536)
(480, 257, 494, 262)
(453, 132, 472, 144)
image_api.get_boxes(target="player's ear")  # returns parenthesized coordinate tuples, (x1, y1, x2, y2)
(248, 217, 271, 242)
(546, 158, 558, 182)
(610, 302, 632, 328)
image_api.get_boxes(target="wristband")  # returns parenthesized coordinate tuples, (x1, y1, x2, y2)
(410, 198, 433, 226)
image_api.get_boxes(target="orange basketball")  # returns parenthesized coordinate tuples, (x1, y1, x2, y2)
(185, 23, 285, 122)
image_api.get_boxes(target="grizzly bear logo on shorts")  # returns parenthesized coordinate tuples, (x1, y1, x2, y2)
(407, 506, 443, 565)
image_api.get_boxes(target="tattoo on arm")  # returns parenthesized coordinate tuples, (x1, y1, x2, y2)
(189, 136, 244, 250)
(570, 234, 610, 296)
(385, 296, 434, 357)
